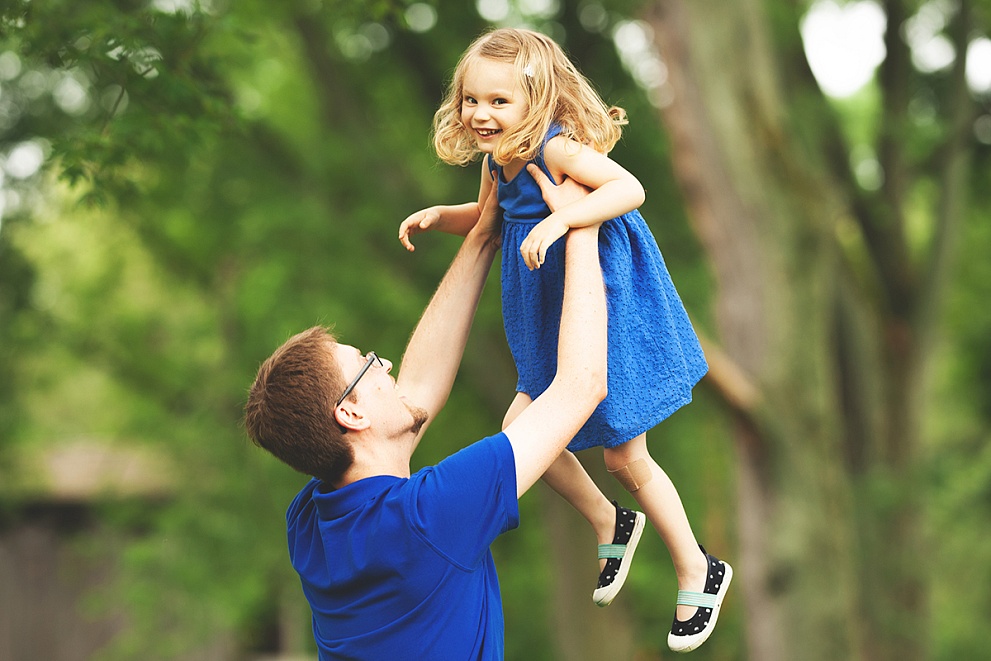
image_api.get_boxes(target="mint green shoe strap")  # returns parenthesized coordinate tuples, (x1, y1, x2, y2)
(676, 590, 718, 608)
(598, 543, 626, 559)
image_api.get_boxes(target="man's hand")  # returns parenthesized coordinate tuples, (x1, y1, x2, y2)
(467, 183, 502, 248)
(521, 165, 591, 269)
(527, 164, 591, 213)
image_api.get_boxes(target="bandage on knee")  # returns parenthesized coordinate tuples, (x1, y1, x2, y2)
(609, 458, 652, 492)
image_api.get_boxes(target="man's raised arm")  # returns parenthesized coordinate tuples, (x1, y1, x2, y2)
(504, 169, 608, 497)
(395, 186, 501, 444)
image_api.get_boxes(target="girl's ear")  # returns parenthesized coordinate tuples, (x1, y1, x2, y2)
(334, 402, 371, 432)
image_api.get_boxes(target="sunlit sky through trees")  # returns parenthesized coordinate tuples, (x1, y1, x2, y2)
(802, 0, 991, 98)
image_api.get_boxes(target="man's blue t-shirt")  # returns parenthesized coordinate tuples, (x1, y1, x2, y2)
(286, 432, 520, 660)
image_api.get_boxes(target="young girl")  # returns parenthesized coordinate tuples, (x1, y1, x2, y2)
(398, 28, 731, 653)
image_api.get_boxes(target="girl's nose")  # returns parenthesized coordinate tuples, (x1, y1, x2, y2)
(381, 357, 394, 373)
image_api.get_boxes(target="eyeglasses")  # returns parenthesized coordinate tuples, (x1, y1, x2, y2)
(335, 351, 384, 408)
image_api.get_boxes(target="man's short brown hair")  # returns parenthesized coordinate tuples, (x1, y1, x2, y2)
(244, 326, 353, 483)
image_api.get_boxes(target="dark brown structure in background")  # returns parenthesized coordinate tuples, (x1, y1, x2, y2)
(0, 441, 234, 661)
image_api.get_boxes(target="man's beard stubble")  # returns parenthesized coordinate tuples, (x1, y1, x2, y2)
(404, 401, 429, 436)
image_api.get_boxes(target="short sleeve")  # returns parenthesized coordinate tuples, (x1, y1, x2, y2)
(405, 433, 519, 569)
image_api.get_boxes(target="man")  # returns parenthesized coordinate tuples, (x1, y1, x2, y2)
(243, 167, 604, 660)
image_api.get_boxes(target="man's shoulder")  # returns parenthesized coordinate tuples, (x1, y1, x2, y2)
(405, 431, 516, 512)
(419, 432, 512, 476)
(403, 432, 519, 563)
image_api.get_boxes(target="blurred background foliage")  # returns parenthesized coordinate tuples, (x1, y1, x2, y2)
(0, 0, 988, 660)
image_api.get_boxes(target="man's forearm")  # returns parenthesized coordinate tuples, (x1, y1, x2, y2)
(554, 227, 607, 399)
(397, 229, 499, 416)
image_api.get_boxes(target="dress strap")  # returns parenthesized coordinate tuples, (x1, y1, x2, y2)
(532, 123, 565, 184)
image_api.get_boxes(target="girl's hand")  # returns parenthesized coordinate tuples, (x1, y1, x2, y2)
(520, 216, 569, 270)
(399, 207, 441, 252)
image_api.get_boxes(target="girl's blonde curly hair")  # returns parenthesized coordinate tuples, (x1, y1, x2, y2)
(433, 27, 627, 167)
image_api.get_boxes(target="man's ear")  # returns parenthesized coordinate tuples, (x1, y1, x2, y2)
(334, 401, 371, 432)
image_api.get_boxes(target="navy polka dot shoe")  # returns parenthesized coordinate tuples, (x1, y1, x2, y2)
(592, 501, 646, 607)
(667, 546, 733, 653)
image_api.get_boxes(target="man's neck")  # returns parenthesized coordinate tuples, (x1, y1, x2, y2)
(333, 431, 413, 488)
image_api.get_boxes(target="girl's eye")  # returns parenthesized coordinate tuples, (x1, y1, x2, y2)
(464, 96, 477, 105)
(494, 98, 508, 106)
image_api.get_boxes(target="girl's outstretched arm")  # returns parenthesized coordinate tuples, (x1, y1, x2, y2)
(399, 203, 479, 251)
(520, 137, 645, 269)
(398, 160, 496, 251)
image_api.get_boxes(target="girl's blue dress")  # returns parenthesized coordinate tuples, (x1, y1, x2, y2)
(492, 125, 708, 451)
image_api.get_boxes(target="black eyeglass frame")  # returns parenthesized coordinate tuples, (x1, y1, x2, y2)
(335, 352, 383, 408)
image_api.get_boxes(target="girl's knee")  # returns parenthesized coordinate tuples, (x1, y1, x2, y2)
(604, 435, 653, 492)
(602, 447, 626, 472)
(606, 456, 652, 492)
(603, 435, 647, 469)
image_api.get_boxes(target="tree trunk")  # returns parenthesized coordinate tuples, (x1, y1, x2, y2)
(642, 0, 977, 657)
(642, 1, 862, 658)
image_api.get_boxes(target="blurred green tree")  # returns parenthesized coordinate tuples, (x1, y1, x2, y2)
(1, 0, 989, 660)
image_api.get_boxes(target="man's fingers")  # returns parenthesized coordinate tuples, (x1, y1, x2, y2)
(478, 184, 496, 212)
(526, 163, 551, 191)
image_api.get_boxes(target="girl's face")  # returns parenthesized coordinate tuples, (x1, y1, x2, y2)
(460, 57, 528, 155)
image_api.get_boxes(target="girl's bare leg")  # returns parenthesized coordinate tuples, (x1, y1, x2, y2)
(503, 392, 616, 569)
(603, 433, 708, 620)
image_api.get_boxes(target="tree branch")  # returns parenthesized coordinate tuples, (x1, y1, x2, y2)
(697, 330, 762, 416)
(917, 0, 975, 335)
(870, 0, 917, 316)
